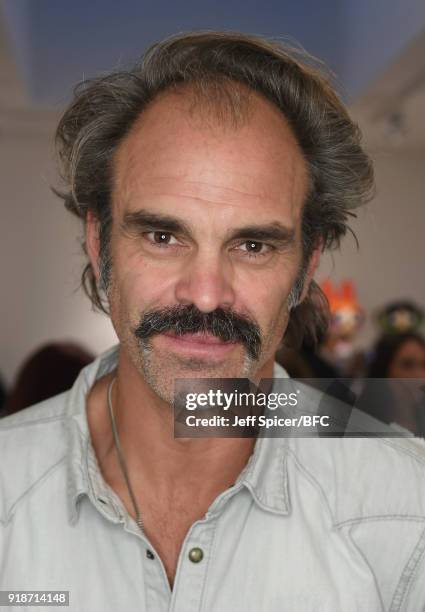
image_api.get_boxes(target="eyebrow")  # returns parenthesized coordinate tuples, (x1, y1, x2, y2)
(121, 210, 296, 248)
(227, 224, 296, 248)
(121, 211, 192, 235)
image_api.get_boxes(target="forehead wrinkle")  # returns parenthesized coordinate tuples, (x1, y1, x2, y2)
(114, 160, 308, 215)
(115, 180, 307, 231)
(120, 177, 277, 210)
(112, 90, 309, 217)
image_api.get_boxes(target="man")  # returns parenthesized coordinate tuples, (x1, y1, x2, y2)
(1, 31, 425, 611)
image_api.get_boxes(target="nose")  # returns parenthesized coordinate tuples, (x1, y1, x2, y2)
(174, 251, 236, 313)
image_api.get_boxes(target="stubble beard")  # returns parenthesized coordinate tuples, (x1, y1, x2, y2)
(137, 339, 258, 406)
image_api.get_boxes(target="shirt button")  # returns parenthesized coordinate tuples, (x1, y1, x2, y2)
(146, 550, 155, 560)
(188, 547, 204, 563)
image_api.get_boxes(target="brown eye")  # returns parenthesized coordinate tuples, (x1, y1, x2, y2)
(234, 240, 273, 259)
(144, 231, 181, 250)
(153, 231, 172, 244)
(246, 241, 262, 252)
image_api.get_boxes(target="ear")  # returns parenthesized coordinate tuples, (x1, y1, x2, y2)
(86, 210, 101, 282)
(298, 242, 322, 304)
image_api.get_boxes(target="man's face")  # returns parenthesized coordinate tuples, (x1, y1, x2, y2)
(90, 89, 310, 403)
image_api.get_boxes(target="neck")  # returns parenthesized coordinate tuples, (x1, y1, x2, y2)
(89, 347, 275, 497)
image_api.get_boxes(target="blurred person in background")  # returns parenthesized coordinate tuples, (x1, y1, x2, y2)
(360, 332, 425, 435)
(367, 332, 425, 379)
(4, 342, 94, 416)
(1, 31, 425, 611)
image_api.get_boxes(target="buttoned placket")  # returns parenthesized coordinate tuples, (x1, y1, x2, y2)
(81, 414, 247, 612)
(88, 451, 245, 612)
(83, 438, 172, 611)
(168, 483, 246, 612)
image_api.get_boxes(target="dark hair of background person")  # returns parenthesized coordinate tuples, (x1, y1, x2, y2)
(54, 30, 375, 348)
(366, 332, 425, 378)
(357, 332, 425, 436)
(4, 343, 94, 415)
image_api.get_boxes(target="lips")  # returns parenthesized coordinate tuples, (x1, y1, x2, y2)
(156, 331, 239, 361)
(162, 331, 236, 346)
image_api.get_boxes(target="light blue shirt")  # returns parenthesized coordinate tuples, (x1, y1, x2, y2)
(1, 345, 425, 611)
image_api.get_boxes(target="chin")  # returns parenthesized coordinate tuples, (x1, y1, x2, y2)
(139, 349, 259, 405)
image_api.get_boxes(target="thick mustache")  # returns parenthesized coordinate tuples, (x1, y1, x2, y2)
(134, 305, 262, 361)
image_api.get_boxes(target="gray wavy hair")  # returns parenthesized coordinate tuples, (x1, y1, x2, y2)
(54, 31, 374, 347)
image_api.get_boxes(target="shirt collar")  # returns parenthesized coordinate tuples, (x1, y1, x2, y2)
(65, 345, 290, 525)
(65, 345, 123, 525)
